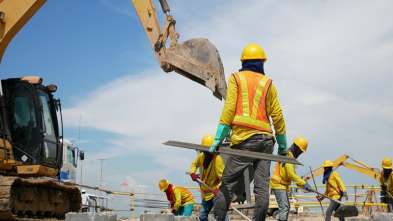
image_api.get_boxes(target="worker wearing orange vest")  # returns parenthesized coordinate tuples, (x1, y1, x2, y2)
(210, 43, 287, 221)
(379, 157, 393, 212)
(317, 160, 348, 221)
(270, 137, 312, 221)
(189, 134, 225, 221)
(159, 179, 195, 216)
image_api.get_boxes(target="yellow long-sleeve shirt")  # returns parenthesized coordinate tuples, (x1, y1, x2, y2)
(379, 171, 393, 196)
(325, 171, 347, 200)
(189, 153, 225, 201)
(219, 72, 286, 144)
(173, 186, 195, 210)
(270, 152, 306, 190)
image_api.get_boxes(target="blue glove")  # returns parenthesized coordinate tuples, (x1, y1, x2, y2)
(276, 134, 288, 156)
(342, 191, 349, 200)
(209, 123, 231, 153)
(303, 183, 312, 191)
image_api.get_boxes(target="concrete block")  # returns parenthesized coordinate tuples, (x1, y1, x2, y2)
(65, 212, 117, 221)
(140, 214, 175, 221)
(208, 214, 216, 221)
(174, 216, 198, 221)
(371, 212, 393, 221)
(347, 217, 370, 221)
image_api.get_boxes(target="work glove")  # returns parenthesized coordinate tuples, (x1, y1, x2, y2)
(316, 195, 324, 202)
(275, 134, 288, 156)
(212, 189, 220, 197)
(190, 173, 200, 181)
(342, 192, 349, 201)
(381, 184, 387, 192)
(209, 123, 231, 153)
(303, 183, 312, 192)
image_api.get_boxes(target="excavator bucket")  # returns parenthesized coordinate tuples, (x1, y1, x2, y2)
(160, 38, 227, 99)
(131, 0, 227, 100)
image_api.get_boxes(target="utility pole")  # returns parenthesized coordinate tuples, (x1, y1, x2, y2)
(98, 158, 107, 188)
(78, 114, 83, 184)
(130, 194, 135, 221)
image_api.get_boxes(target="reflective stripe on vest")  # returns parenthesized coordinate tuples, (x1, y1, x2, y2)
(232, 71, 272, 132)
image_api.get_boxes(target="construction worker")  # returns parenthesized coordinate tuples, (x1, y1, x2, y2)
(189, 134, 225, 221)
(379, 157, 393, 212)
(270, 137, 312, 221)
(317, 160, 348, 221)
(158, 179, 195, 216)
(210, 43, 288, 221)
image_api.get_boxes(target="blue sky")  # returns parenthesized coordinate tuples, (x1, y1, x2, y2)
(1, 0, 153, 105)
(2, 0, 393, 217)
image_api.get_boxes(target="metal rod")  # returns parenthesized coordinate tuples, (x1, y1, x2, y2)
(310, 166, 325, 218)
(164, 140, 302, 165)
(232, 206, 252, 221)
(98, 158, 107, 188)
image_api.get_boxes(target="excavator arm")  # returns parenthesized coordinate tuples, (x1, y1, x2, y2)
(0, 0, 227, 99)
(132, 0, 227, 100)
(305, 155, 351, 179)
(305, 154, 380, 181)
(342, 162, 380, 181)
(0, 0, 46, 61)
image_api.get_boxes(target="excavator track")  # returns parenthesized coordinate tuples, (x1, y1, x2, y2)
(0, 176, 81, 220)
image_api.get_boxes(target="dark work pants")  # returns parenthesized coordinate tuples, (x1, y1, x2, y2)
(381, 191, 393, 212)
(325, 199, 344, 221)
(213, 134, 274, 221)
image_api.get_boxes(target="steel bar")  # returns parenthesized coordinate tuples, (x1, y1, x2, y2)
(163, 140, 302, 165)
(310, 166, 325, 218)
(231, 206, 252, 221)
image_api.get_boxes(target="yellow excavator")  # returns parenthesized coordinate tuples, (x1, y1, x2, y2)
(0, 0, 226, 219)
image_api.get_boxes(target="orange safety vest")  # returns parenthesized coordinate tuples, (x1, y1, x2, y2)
(271, 162, 291, 186)
(232, 71, 273, 133)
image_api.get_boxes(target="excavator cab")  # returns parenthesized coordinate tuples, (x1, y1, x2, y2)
(0, 76, 62, 175)
(0, 77, 81, 219)
(132, 0, 227, 100)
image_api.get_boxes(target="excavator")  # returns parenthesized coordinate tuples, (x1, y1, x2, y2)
(0, 0, 226, 219)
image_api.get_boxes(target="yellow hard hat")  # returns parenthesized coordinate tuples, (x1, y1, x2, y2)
(322, 160, 334, 168)
(293, 136, 308, 152)
(240, 43, 267, 61)
(382, 157, 392, 169)
(201, 134, 214, 147)
(158, 179, 170, 192)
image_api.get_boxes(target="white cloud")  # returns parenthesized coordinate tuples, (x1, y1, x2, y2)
(64, 0, 393, 208)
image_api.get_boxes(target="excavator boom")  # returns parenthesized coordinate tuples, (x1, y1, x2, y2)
(132, 0, 227, 100)
(0, 0, 46, 61)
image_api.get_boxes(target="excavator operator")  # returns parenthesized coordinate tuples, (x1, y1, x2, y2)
(209, 43, 288, 221)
